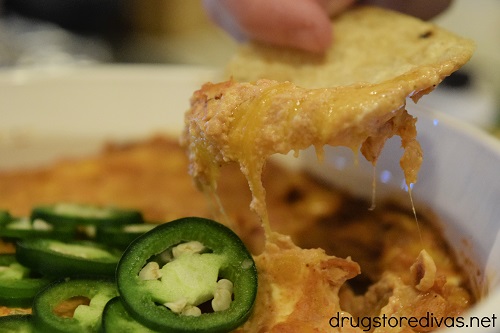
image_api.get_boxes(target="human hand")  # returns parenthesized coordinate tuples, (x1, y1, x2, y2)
(202, 0, 452, 53)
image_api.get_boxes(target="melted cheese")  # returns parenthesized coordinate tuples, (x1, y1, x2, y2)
(182, 79, 423, 237)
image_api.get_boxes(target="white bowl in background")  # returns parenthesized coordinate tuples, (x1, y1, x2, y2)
(0, 65, 499, 331)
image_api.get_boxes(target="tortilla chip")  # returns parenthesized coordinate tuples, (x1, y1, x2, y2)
(225, 6, 474, 89)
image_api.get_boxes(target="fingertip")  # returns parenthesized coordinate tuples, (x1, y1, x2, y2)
(289, 16, 333, 53)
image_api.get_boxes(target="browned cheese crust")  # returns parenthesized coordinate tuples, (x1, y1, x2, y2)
(0, 137, 473, 329)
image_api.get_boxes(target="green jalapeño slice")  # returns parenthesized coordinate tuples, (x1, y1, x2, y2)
(116, 217, 258, 333)
(30, 203, 144, 228)
(16, 239, 122, 277)
(0, 254, 50, 308)
(32, 278, 117, 333)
